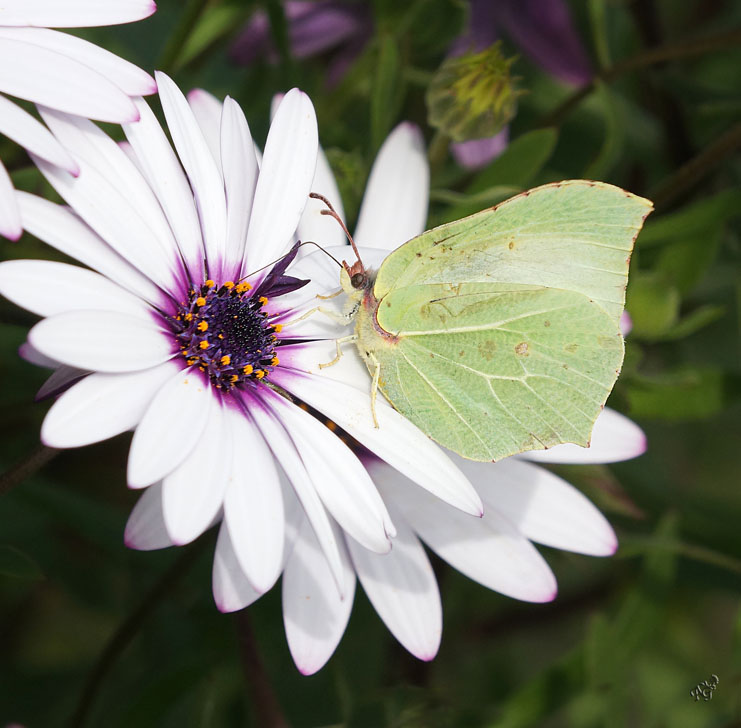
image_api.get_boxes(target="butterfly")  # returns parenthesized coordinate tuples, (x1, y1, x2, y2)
(316, 180, 652, 462)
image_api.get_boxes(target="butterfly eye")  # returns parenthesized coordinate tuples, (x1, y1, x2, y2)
(351, 272, 367, 289)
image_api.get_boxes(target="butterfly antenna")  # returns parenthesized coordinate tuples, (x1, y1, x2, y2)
(309, 192, 364, 270)
(235, 241, 341, 283)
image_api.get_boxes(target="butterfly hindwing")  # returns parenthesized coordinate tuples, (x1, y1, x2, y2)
(362, 282, 623, 461)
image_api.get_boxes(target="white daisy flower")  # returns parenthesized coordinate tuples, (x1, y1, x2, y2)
(0, 0, 157, 239)
(0, 75, 484, 606)
(116, 114, 646, 675)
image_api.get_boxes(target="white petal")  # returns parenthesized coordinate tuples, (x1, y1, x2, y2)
(29, 310, 172, 373)
(212, 522, 262, 613)
(41, 361, 176, 448)
(283, 517, 355, 675)
(469, 458, 617, 556)
(347, 502, 442, 661)
(221, 97, 259, 277)
(128, 367, 213, 488)
(0, 161, 21, 240)
(0, 28, 155, 96)
(187, 88, 223, 173)
(296, 146, 347, 251)
(0, 93, 77, 172)
(17, 191, 164, 306)
(123, 97, 205, 282)
(275, 341, 483, 516)
(156, 72, 226, 273)
(124, 483, 174, 551)
(36, 365, 86, 401)
(268, 392, 395, 552)
(38, 107, 181, 275)
(31, 155, 177, 292)
(0, 259, 152, 319)
(246, 393, 346, 597)
(520, 408, 647, 464)
(0, 0, 157, 27)
(0, 37, 138, 122)
(243, 88, 318, 274)
(223, 406, 285, 593)
(375, 462, 557, 603)
(353, 123, 429, 250)
(162, 401, 230, 545)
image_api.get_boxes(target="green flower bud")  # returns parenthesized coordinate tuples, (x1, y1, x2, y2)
(426, 42, 523, 142)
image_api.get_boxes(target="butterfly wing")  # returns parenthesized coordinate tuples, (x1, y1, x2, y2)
(373, 180, 653, 325)
(365, 282, 623, 461)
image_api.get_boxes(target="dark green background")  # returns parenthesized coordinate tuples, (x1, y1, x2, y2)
(1, 1, 740, 725)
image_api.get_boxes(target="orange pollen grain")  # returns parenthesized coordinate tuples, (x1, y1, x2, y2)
(243, 364, 253, 375)
(205, 279, 215, 288)
(271, 357, 279, 366)
(220, 355, 231, 366)
(197, 321, 208, 332)
(224, 281, 234, 289)
(195, 297, 206, 307)
(258, 296, 268, 306)
(199, 340, 209, 350)
(273, 323, 283, 333)
(184, 313, 193, 321)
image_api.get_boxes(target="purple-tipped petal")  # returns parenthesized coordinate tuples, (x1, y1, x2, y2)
(451, 127, 509, 170)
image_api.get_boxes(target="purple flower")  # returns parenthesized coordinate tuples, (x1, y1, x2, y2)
(230, 1, 372, 87)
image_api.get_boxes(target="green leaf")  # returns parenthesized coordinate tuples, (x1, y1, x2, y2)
(370, 34, 403, 152)
(587, 0, 611, 69)
(0, 544, 44, 580)
(176, 5, 245, 70)
(655, 228, 721, 294)
(654, 304, 725, 341)
(443, 128, 558, 220)
(626, 367, 741, 420)
(625, 272, 680, 339)
(637, 187, 741, 248)
(583, 81, 624, 180)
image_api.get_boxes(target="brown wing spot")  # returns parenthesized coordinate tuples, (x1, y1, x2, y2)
(478, 340, 497, 360)
(508, 240, 515, 250)
(514, 342, 529, 356)
(416, 252, 422, 257)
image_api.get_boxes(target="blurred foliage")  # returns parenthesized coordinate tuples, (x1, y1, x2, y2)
(1, 0, 741, 726)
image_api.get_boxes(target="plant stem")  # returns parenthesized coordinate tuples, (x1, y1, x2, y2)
(538, 27, 741, 128)
(234, 610, 290, 728)
(67, 542, 207, 728)
(0, 443, 58, 497)
(650, 122, 741, 210)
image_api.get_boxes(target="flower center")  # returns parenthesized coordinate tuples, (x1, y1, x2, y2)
(172, 280, 283, 390)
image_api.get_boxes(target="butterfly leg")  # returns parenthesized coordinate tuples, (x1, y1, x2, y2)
(319, 335, 357, 369)
(316, 288, 342, 300)
(369, 352, 381, 429)
(285, 305, 352, 326)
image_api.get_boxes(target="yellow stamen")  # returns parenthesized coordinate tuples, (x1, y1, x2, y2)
(236, 282, 251, 293)
(273, 323, 283, 333)
(223, 281, 235, 289)
(255, 369, 266, 379)
(197, 321, 208, 332)
(195, 297, 206, 307)
(220, 355, 231, 366)
(243, 364, 253, 375)
(184, 313, 193, 321)
(258, 296, 268, 306)
(230, 375, 238, 383)
(199, 340, 209, 350)
(205, 279, 215, 288)
(271, 357, 279, 366)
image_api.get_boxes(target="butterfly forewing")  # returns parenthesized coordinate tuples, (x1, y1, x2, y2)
(372, 180, 653, 325)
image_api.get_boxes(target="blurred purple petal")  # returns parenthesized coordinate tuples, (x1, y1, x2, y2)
(449, 0, 499, 56)
(491, 0, 592, 85)
(230, 1, 371, 79)
(451, 127, 509, 170)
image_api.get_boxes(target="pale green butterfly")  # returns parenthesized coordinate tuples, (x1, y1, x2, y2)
(316, 180, 652, 462)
